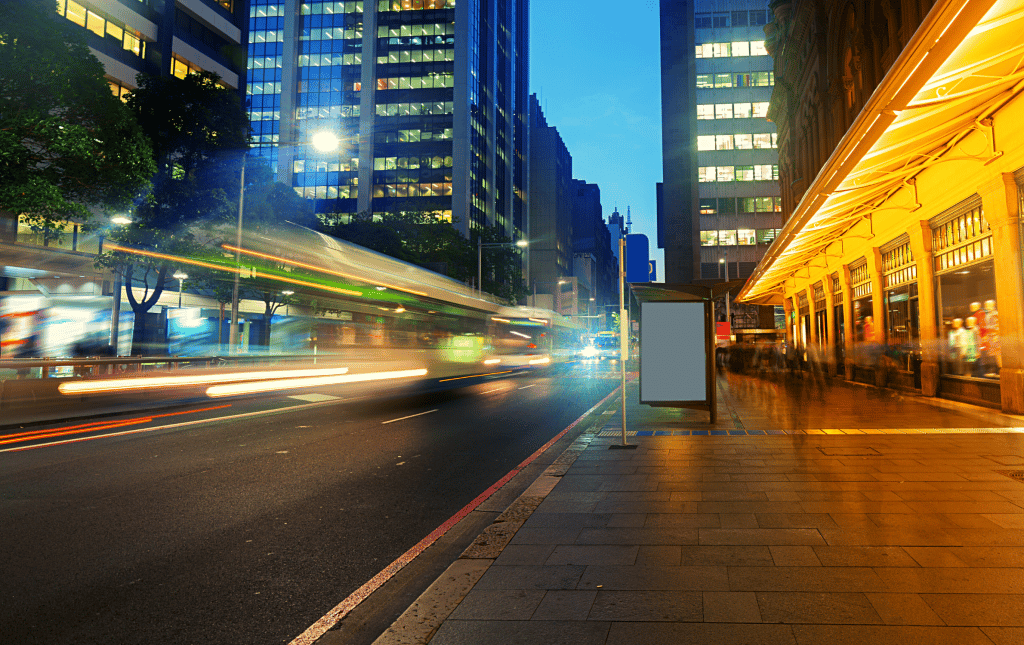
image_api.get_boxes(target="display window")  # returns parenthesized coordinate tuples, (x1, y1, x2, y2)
(931, 199, 998, 380)
(935, 260, 998, 379)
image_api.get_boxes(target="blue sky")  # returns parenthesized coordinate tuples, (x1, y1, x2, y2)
(530, 0, 665, 279)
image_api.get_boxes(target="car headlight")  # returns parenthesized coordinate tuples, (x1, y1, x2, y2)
(581, 346, 598, 357)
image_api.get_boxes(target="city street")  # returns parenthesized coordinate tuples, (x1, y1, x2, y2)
(0, 362, 620, 645)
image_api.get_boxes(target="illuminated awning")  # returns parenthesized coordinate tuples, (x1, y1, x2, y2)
(737, 0, 1024, 305)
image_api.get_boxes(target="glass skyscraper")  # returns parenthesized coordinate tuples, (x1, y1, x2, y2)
(246, 0, 528, 240)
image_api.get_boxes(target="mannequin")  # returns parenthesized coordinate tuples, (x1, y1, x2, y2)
(964, 316, 981, 376)
(980, 299, 1000, 376)
(948, 318, 966, 374)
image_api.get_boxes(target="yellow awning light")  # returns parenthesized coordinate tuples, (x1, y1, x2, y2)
(738, 0, 1021, 305)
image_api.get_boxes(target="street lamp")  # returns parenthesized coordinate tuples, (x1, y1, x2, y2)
(229, 130, 344, 352)
(281, 290, 294, 316)
(477, 238, 528, 296)
(173, 271, 188, 308)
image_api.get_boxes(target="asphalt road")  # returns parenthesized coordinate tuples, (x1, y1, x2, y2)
(0, 361, 621, 645)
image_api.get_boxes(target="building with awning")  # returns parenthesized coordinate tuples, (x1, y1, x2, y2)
(739, 0, 1024, 413)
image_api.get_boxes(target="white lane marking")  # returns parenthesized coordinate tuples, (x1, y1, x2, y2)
(480, 388, 503, 394)
(381, 409, 438, 425)
(288, 394, 341, 402)
(518, 384, 537, 390)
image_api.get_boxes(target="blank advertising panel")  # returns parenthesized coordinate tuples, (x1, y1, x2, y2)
(640, 302, 708, 403)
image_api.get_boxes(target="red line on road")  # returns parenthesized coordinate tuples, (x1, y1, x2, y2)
(289, 384, 622, 645)
(0, 405, 232, 451)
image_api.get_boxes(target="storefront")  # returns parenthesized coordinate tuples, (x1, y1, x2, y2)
(736, 1, 1024, 413)
(881, 235, 920, 388)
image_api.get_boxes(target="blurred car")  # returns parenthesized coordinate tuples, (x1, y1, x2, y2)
(580, 334, 620, 361)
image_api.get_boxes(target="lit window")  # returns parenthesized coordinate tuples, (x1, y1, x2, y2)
(738, 229, 756, 245)
(65, 0, 86, 26)
(753, 133, 773, 149)
(715, 103, 733, 119)
(699, 199, 717, 214)
(701, 231, 718, 246)
(719, 230, 738, 246)
(715, 135, 733, 150)
(717, 166, 735, 182)
(757, 229, 777, 244)
(733, 103, 752, 118)
(735, 165, 754, 181)
(106, 21, 122, 41)
(86, 10, 105, 37)
(754, 165, 776, 181)
(697, 136, 716, 151)
(695, 43, 713, 58)
(755, 197, 775, 212)
(753, 71, 772, 86)
(740, 198, 756, 212)
(698, 167, 717, 182)
(696, 74, 713, 89)
(752, 102, 770, 118)
(712, 43, 731, 57)
(714, 73, 732, 88)
(731, 41, 749, 56)
(734, 134, 753, 149)
(751, 40, 768, 56)
(697, 104, 715, 120)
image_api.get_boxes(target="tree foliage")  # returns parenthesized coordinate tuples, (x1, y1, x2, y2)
(0, 0, 154, 239)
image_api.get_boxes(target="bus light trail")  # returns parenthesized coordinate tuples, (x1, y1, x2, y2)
(58, 368, 350, 395)
(206, 368, 428, 397)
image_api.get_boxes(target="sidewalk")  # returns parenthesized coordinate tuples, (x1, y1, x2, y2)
(369, 372, 1024, 645)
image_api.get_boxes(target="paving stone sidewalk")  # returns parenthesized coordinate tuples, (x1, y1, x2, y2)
(373, 374, 1024, 645)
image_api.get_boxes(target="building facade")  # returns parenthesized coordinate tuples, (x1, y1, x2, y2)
(571, 180, 617, 328)
(246, 0, 528, 244)
(739, 0, 1024, 414)
(660, 0, 784, 336)
(527, 93, 573, 307)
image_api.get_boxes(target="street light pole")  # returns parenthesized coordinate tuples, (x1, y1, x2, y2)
(228, 151, 245, 353)
(173, 271, 188, 308)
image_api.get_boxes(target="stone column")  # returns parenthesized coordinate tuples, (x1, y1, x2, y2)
(908, 221, 938, 396)
(824, 276, 837, 377)
(841, 264, 855, 380)
(979, 174, 1024, 414)
(870, 247, 887, 387)
(783, 296, 794, 348)
(805, 288, 817, 370)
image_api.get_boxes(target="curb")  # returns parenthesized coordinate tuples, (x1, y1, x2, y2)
(369, 392, 620, 645)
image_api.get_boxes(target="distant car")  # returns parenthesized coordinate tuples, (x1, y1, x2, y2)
(581, 335, 620, 361)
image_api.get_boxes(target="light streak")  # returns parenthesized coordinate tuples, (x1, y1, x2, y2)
(438, 369, 517, 382)
(58, 368, 350, 395)
(106, 244, 362, 297)
(381, 409, 437, 425)
(206, 368, 428, 397)
(528, 356, 551, 365)
(490, 317, 511, 323)
(510, 331, 531, 339)
(482, 358, 501, 365)
(0, 405, 231, 447)
(528, 318, 549, 324)
(222, 244, 428, 297)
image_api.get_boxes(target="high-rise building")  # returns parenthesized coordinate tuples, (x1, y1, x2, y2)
(54, 0, 249, 97)
(246, 0, 528, 243)
(660, 0, 782, 285)
(527, 93, 573, 306)
(571, 180, 616, 319)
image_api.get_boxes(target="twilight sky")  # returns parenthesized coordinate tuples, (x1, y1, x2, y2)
(530, 0, 665, 279)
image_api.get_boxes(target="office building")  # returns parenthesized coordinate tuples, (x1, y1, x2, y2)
(571, 180, 617, 325)
(246, 0, 528, 245)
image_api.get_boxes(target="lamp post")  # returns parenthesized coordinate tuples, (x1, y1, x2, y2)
(173, 271, 188, 308)
(477, 238, 528, 296)
(228, 131, 343, 352)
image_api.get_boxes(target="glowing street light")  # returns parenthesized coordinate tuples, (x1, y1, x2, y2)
(173, 271, 188, 308)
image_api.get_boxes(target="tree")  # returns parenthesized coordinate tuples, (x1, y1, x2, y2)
(98, 71, 250, 354)
(0, 0, 154, 241)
